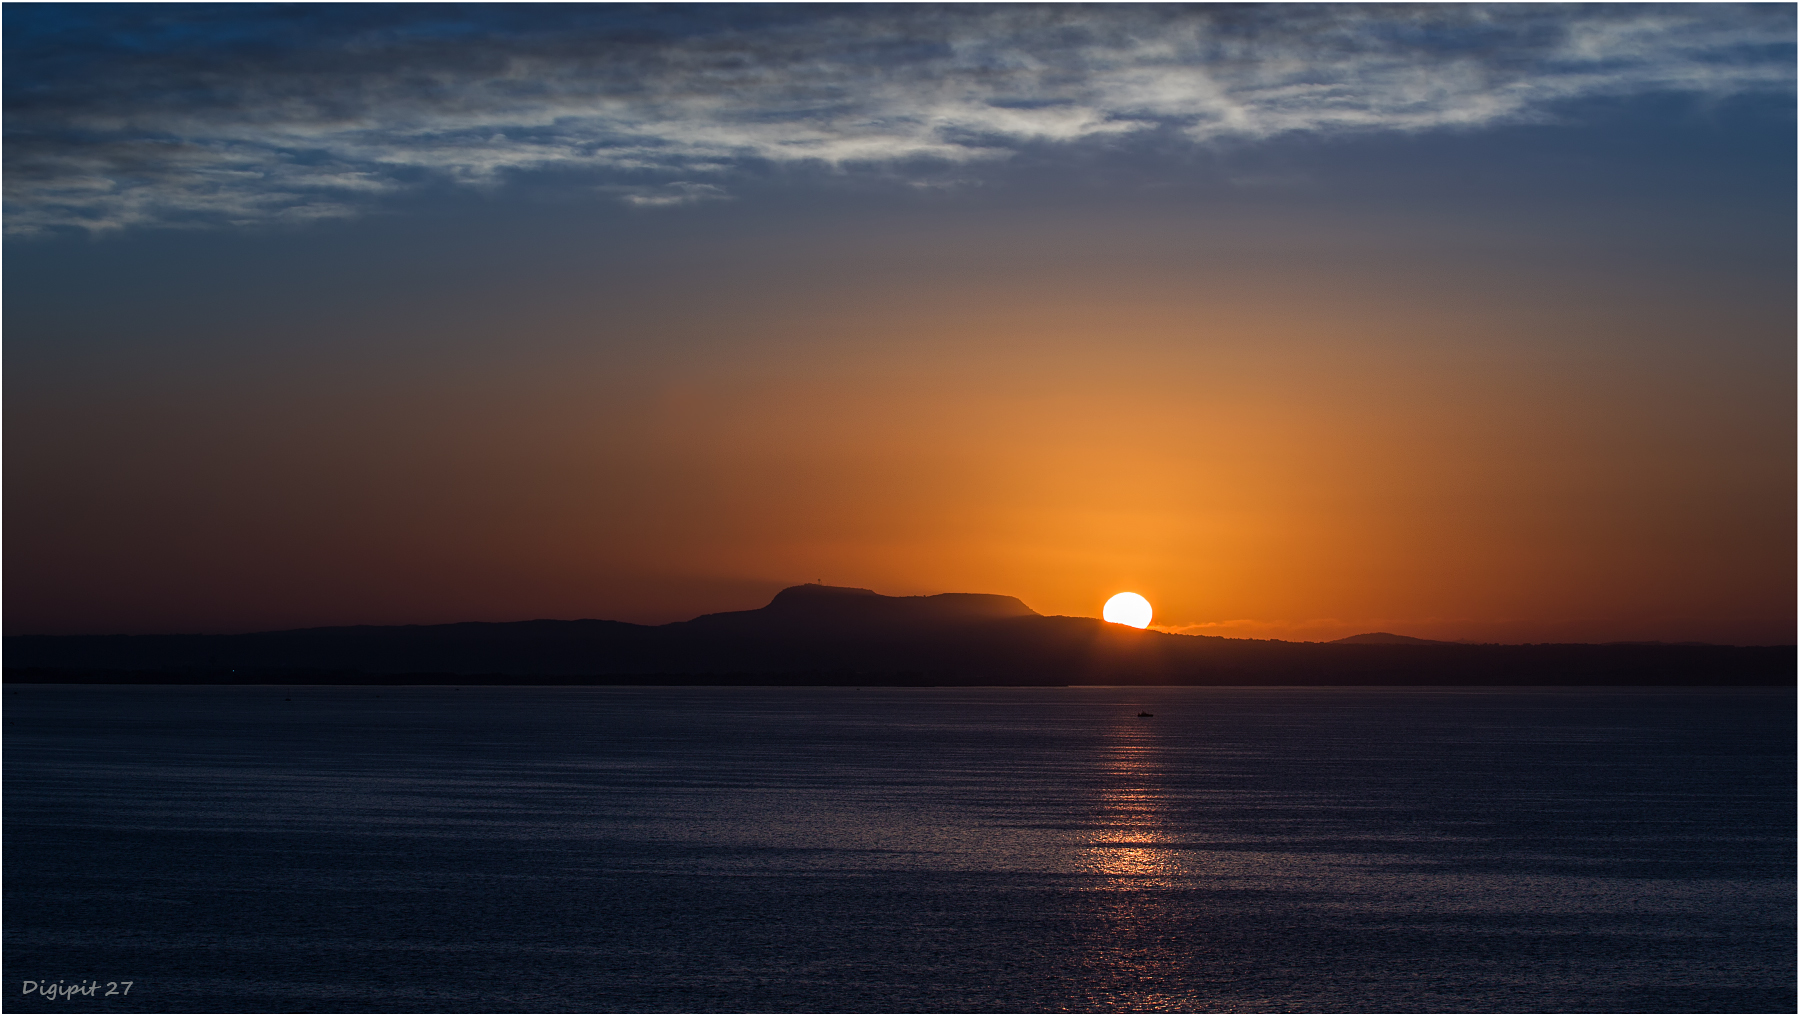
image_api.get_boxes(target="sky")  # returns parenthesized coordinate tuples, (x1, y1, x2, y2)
(5, 3, 1794, 644)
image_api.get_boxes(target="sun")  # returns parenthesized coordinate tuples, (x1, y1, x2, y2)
(1102, 592, 1153, 629)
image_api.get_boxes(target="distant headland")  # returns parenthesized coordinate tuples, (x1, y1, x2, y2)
(6, 584, 1791, 687)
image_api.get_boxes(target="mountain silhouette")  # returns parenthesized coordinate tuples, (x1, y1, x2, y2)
(680, 584, 1038, 637)
(6, 584, 1791, 686)
(1330, 632, 1453, 645)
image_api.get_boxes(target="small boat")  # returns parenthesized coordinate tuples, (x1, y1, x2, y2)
(1137, 711, 1154, 717)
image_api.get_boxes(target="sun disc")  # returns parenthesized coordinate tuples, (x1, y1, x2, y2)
(1103, 592, 1153, 629)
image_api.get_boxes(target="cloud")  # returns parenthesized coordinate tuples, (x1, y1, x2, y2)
(1151, 617, 1445, 643)
(609, 181, 731, 208)
(5, 4, 1791, 234)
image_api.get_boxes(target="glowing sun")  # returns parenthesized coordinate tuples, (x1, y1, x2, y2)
(1102, 592, 1153, 629)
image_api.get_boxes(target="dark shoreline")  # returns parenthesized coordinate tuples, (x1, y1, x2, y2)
(10, 587, 1791, 688)
(9, 664, 1791, 688)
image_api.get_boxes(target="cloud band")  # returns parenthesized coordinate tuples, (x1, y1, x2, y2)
(5, 4, 1792, 234)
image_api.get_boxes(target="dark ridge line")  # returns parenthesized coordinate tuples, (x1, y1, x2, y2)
(7, 668, 1791, 689)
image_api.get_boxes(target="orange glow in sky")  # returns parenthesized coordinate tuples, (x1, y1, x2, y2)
(6, 27, 1791, 646)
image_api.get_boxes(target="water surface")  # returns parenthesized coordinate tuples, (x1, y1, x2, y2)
(5, 685, 1793, 1011)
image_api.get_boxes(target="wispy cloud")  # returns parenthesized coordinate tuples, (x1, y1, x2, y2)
(6, 4, 1791, 234)
(607, 181, 732, 208)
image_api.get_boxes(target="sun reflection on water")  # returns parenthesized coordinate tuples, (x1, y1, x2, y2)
(1079, 718, 1184, 888)
(1065, 714, 1217, 1011)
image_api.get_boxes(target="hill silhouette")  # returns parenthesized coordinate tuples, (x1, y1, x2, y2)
(680, 583, 1038, 637)
(6, 584, 1791, 687)
(1330, 632, 1454, 645)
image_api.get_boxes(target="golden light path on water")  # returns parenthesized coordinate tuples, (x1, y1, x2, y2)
(1069, 714, 1203, 1012)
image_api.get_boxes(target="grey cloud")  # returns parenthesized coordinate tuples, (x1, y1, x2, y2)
(6, 5, 1791, 234)
(608, 181, 732, 208)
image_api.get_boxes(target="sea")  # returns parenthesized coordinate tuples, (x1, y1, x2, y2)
(4, 685, 1794, 1013)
